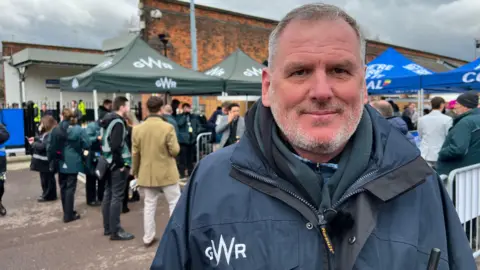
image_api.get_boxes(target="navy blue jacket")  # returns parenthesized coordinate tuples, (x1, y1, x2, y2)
(387, 116, 417, 146)
(152, 107, 475, 269)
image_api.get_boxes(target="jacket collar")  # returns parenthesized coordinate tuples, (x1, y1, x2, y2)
(230, 105, 431, 203)
(145, 114, 166, 122)
(453, 108, 480, 125)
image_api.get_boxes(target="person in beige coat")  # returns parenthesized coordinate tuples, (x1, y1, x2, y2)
(132, 96, 181, 246)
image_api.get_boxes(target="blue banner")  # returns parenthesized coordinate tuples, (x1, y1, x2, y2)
(0, 109, 25, 148)
(422, 58, 480, 91)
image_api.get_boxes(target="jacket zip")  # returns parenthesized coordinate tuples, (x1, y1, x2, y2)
(232, 164, 378, 270)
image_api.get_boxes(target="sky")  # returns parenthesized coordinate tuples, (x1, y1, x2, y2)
(0, 0, 479, 61)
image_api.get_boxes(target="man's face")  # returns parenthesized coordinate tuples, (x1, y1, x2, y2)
(41, 104, 46, 111)
(408, 103, 416, 111)
(230, 106, 240, 118)
(105, 103, 112, 111)
(261, 19, 367, 155)
(222, 107, 229, 115)
(71, 101, 76, 108)
(183, 106, 191, 113)
(120, 103, 130, 116)
(454, 103, 469, 115)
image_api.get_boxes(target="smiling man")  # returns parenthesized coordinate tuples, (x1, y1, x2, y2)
(151, 3, 475, 270)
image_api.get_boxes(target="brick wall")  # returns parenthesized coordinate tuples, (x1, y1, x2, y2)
(144, 0, 274, 71)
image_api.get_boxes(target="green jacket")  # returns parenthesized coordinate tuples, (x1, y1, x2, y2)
(437, 108, 480, 176)
(84, 122, 102, 175)
(48, 120, 91, 174)
(175, 113, 204, 145)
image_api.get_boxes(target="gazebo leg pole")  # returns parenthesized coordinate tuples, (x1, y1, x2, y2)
(93, 89, 99, 121)
(164, 93, 169, 107)
(59, 91, 63, 110)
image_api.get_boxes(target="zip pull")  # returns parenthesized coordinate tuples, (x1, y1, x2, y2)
(318, 214, 335, 254)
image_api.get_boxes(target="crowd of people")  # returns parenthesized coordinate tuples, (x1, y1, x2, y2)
(0, 93, 248, 247)
(370, 90, 480, 177)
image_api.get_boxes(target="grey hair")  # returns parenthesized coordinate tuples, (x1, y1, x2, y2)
(268, 3, 366, 69)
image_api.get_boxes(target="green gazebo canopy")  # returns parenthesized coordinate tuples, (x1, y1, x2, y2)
(60, 35, 223, 95)
(204, 49, 265, 95)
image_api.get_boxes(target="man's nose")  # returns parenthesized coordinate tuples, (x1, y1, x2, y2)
(308, 70, 334, 100)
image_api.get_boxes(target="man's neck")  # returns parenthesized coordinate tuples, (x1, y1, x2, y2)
(293, 145, 345, 164)
(115, 111, 123, 117)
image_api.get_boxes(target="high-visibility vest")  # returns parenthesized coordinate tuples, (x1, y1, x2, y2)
(78, 102, 86, 116)
(33, 104, 41, 123)
(101, 118, 131, 166)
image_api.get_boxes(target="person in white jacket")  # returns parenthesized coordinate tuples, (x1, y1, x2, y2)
(417, 96, 452, 168)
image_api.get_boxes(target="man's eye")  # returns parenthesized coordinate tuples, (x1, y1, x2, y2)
(291, 70, 308, 77)
(332, 68, 348, 74)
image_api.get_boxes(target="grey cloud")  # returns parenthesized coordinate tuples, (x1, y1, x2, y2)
(0, 0, 478, 62)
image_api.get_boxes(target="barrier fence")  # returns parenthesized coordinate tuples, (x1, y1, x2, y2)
(196, 132, 214, 163)
(442, 163, 480, 258)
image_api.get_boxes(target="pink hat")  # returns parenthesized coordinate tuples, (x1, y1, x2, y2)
(446, 100, 456, 110)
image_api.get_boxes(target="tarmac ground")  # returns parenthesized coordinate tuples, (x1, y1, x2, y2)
(0, 168, 169, 270)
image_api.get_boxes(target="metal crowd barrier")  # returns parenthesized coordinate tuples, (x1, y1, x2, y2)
(196, 132, 213, 163)
(442, 163, 480, 258)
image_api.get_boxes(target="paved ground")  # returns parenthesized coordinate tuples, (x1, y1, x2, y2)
(0, 169, 170, 270)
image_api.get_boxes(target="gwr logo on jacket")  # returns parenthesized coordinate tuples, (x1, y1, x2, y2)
(204, 235, 246, 266)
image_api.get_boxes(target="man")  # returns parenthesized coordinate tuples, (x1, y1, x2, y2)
(408, 102, 419, 128)
(417, 97, 453, 168)
(401, 103, 415, 131)
(40, 103, 52, 117)
(161, 104, 179, 138)
(98, 99, 112, 120)
(176, 103, 202, 178)
(215, 103, 245, 148)
(99, 96, 134, 241)
(152, 4, 475, 269)
(70, 100, 83, 123)
(370, 100, 416, 146)
(207, 102, 230, 148)
(132, 96, 181, 247)
(437, 91, 480, 176)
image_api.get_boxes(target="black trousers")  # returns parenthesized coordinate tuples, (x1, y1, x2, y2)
(178, 144, 195, 178)
(58, 173, 78, 221)
(0, 179, 4, 201)
(39, 172, 57, 200)
(102, 168, 129, 234)
(86, 173, 104, 204)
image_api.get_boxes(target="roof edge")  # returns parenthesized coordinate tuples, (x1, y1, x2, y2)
(159, 1, 468, 64)
(1, 41, 102, 54)
(157, 0, 278, 24)
(367, 40, 469, 64)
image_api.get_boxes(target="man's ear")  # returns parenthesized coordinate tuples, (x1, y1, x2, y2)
(262, 68, 271, 107)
